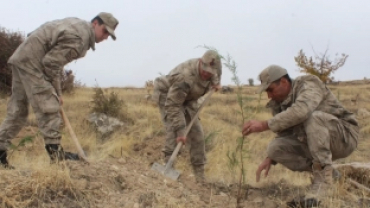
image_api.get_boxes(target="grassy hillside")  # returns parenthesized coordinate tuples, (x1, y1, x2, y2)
(0, 84, 369, 207)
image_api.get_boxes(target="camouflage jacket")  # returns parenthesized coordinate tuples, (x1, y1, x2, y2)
(154, 58, 221, 136)
(8, 17, 95, 95)
(267, 75, 358, 141)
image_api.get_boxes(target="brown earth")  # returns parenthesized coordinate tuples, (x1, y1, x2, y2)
(1, 85, 370, 208)
(1, 126, 369, 208)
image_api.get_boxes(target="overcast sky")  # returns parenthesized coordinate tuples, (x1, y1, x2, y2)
(1, 0, 369, 87)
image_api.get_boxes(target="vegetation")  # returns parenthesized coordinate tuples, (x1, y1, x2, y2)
(248, 78, 254, 86)
(90, 85, 132, 123)
(199, 45, 264, 207)
(0, 45, 368, 208)
(0, 83, 369, 207)
(294, 48, 348, 83)
(0, 27, 24, 95)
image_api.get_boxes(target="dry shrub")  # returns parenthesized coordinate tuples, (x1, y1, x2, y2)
(0, 26, 24, 96)
(91, 86, 132, 123)
(0, 168, 89, 208)
(61, 69, 75, 94)
(61, 70, 86, 94)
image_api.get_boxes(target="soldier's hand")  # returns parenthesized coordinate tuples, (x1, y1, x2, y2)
(256, 157, 272, 182)
(176, 136, 187, 145)
(211, 84, 221, 92)
(242, 120, 269, 136)
(59, 96, 64, 105)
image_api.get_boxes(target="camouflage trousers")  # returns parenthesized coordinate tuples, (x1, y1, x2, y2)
(0, 64, 62, 151)
(267, 111, 358, 171)
(156, 92, 206, 165)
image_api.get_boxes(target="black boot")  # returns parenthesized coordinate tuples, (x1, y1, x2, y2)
(45, 144, 80, 162)
(0, 150, 13, 169)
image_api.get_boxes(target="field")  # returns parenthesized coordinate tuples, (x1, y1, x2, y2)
(0, 82, 369, 208)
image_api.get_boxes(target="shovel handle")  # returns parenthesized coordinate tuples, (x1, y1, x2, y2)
(164, 89, 215, 170)
(60, 107, 89, 163)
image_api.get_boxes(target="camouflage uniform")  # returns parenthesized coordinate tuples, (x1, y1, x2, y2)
(153, 51, 221, 172)
(0, 17, 95, 150)
(266, 75, 359, 171)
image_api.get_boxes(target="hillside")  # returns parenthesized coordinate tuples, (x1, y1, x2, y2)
(0, 84, 370, 208)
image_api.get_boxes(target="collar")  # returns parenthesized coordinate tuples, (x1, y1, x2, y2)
(89, 24, 96, 51)
(195, 60, 201, 79)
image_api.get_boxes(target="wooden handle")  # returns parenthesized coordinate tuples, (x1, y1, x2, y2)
(165, 89, 215, 169)
(60, 107, 89, 163)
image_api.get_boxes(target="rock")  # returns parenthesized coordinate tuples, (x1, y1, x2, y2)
(221, 86, 234, 94)
(87, 182, 102, 190)
(86, 113, 124, 138)
(121, 182, 127, 189)
(110, 165, 119, 170)
(357, 108, 370, 119)
(118, 158, 127, 164)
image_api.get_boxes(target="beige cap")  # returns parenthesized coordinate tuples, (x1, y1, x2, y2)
(258, 65, 288, 93)
(97, 12, 119, 40)
(201, 50, 222, 75)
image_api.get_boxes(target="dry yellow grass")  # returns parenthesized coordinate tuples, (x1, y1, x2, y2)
(0, 83, 369, 207)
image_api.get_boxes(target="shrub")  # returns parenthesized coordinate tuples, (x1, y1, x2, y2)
(0, 27, 24, 95)
(248, 78, 254, 86)
(90, 86, 132, 123)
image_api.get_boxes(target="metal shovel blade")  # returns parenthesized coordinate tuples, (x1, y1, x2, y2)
(151, 162, 181, 180)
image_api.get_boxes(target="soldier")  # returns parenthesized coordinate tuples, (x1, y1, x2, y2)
(153, 50, 222, 183)
(0, 12, 119, 167)
(242, 65, 359, 206)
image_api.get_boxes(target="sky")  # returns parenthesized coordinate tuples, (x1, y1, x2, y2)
(1, 0, 370, 87)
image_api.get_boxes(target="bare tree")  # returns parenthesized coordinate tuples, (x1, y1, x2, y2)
(294, 48, 348, 84)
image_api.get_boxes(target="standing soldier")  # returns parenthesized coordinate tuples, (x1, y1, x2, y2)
(153, 50, 222, 183)
(242, 65, 358, 206)
(0, 12, 119, 167)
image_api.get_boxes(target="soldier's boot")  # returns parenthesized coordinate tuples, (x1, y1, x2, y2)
(192, 164, 206, 184)
(304, 163, 341, 181)
(45, 144, 80, 162)
(300, 163, 333, 207)
(0, 150, 14, 169)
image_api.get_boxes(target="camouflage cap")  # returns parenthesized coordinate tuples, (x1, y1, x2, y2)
(258, 65, 288, 93)
(97, 12, 119, 40)
(201, 50, 222, 75)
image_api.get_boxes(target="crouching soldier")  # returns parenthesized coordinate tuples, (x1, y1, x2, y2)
(242, 65, 358, 207)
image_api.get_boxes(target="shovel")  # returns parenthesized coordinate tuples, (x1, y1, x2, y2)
(60, 107, 90, 163)
(151, 89, 215, 180)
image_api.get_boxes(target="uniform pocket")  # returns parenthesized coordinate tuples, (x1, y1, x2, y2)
(32, 86, 60, 114)
(340, 120, 359, 145)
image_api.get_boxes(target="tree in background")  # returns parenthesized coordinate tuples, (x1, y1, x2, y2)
(0, 27, 24, 95)
(294, 48, 348, 84)
(248, 78, 254, 86)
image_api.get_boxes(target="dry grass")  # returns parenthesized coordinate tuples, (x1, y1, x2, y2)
(0, 84, 369, 207)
